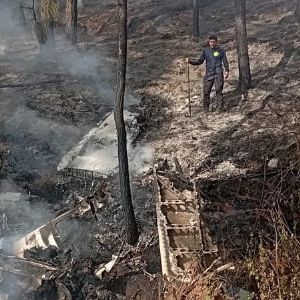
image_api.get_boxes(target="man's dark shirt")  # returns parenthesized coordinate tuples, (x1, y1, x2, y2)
(189, 47, 229, 80)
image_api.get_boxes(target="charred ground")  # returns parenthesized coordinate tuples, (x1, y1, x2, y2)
(1, 0, 300, 299)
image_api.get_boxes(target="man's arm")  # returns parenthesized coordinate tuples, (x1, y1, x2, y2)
(222, 50, 229, 78)
(188, 49, 205, 65)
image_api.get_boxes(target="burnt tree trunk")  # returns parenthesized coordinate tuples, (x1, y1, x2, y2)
(296, 0, 300, 21)
(66, 0, 78, 43)
(114, 0, 139, 245)
(192, 0, 200, 36)
(234, 0, 251, 92)
(192, 0, 205, 36)
(30, 0, 47, 51)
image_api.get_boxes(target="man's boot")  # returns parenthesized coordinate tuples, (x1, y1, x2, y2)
(203, 95, 210, 112)
(216, 94, 224, 113)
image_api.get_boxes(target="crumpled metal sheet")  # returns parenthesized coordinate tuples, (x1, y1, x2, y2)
(13, 198, 103, 257)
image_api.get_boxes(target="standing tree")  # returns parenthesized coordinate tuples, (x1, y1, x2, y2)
(192, 0, 200, 36)
(295, 0, 300, 21)
(18, 0, 46, 49)
(18, 0, 59, 51)
(66, 0, 78, 43)
(234, 0, 251, 92)
(192, 0, 206, 37)
(114, 0, 139, 245)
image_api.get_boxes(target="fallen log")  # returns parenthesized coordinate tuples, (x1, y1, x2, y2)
(0, 79, 64, 89)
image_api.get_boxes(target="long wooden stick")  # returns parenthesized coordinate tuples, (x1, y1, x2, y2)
(187, 61, 192, 117)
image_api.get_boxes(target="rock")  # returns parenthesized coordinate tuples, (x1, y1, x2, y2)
(239, 288, 255, 300)
(268, 158, 279, 169)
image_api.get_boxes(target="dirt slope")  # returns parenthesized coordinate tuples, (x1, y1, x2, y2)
(81, 0, 300, 179)
(77, 1, 300, 298)
(1, 0, 300, 299)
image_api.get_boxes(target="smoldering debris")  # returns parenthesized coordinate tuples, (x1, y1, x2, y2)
(58, 110, 154, 177)
(12, 197, 104, 258)
(0, 247, 58, 300)
(0, 196, 104, 300)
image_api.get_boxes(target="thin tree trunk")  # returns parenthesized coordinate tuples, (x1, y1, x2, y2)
(66, 0, 78, 43)
(193, 0, 206, 37)
(31, 0, 47, 51)
(234, 0, 251, 92)
(114, 0, 139, 245)
(296, 0, 300, 21)
(192, 0, 200, 36)
(198, 0, 206, 35)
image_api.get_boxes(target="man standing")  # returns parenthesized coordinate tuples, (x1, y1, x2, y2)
(187, 35, 229, 112)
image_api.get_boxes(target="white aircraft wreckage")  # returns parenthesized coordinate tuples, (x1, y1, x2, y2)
(153, 168, 218, 282)
(57, 110, 151, 179)
(0, 197, 104, 300)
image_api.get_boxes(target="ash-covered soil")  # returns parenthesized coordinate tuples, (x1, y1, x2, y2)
(80, 0, 300, 178)
(0, 2, 159, 299)
(1, 0, 300, 299)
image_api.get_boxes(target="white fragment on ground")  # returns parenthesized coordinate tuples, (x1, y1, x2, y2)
(58, 110, 153, 176)
(268, 158, 279, 169)
(57, 112, 111, 172)
(214, 161, 247, 177)
(95, 255, 119, 279)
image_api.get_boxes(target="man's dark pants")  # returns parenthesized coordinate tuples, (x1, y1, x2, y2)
(202, 73, 224, 111)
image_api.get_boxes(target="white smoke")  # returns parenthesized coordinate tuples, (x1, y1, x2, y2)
(129, 144, 154, 175)
(78, 0, 84, 8)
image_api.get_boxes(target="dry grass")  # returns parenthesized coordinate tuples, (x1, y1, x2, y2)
(164, 270, 232, 300)
(164, 190, 300, 299)
(245, 226, 300, 300)
(40, 0, 60, 23)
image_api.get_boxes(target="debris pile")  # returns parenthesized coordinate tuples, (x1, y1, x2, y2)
(0, 196, 104, 300)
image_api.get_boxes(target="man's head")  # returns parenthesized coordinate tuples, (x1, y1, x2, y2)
(208, 35, 218, 48)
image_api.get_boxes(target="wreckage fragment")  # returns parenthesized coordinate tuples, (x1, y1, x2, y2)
(0, 198, 103, 299)
(58, 110, 144, 177)
(12, 198, 103, 257)
(94, 255, 118, 279)
(154, 171, 217, 282)
(0, 253, 58, 299)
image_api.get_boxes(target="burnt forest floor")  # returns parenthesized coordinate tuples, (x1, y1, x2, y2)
(0, 0, 300, 299)
(79, 0, 300, 299)
(0, 1, 159, 299)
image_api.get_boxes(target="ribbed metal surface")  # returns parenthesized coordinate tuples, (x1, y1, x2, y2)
(154, 171, 204, 282)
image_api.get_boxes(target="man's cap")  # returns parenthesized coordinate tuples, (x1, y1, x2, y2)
(208, 35, 218, 40)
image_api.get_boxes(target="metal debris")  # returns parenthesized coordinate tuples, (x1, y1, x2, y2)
(0, 253, 57, 299)
(13, 198, 103, 257)
(95, 255, 119, 279)
(58, 110, 142, 177)
(154, 170, 217, 282)
(64, 167, 107, 180)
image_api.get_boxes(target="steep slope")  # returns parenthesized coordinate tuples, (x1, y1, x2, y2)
(80, 0, 300, 178)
